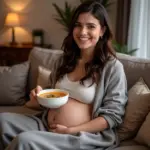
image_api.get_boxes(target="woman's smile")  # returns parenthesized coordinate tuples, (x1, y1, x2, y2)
(78, 36, 91, 43)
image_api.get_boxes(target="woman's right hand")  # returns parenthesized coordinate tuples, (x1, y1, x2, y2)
(29, 85, 43, 108)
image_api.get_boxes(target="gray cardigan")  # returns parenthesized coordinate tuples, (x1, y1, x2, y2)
(42, 56, 128, 150)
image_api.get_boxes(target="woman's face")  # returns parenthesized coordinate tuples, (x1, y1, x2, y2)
(73, 12, 104, 52)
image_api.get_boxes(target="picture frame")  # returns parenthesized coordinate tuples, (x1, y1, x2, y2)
(32, 29, 44, 46)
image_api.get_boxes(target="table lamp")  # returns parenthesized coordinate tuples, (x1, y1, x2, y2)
(5, 12, 20, 45)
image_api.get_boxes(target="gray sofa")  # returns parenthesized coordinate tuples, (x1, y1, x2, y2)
(0, 47, 150, 150)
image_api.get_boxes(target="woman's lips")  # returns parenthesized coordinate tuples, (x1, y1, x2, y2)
(78, 37, 90, 42)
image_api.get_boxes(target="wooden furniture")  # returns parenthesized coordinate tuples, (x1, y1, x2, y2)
(0, 44, 33, 66)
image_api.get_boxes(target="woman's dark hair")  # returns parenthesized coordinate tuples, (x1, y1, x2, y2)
(55, 0, 116, 86)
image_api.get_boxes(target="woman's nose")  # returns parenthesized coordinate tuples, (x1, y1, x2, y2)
(80, 27, 87, 35)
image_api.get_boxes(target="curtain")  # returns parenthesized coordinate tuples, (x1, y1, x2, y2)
(115, 0, 131, 45)
(128, 0, 150, 58)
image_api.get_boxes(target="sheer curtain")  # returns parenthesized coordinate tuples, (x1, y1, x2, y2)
(128, 0, 150, 58)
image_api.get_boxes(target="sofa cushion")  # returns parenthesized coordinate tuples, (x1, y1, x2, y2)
(0, 61, 29, 105)
(0, 105, 40, 115)
(117, 78, 150, 141)
(119, 139, 139, 147)
(134, 112, 150, 147)
(113, 145, 149, 150)
(27, 47, 63, 92)
(117, 53, 150, 90)
(37, 66, 51, 88)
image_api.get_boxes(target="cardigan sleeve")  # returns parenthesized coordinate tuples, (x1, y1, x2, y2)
(96, 60, 128, 128)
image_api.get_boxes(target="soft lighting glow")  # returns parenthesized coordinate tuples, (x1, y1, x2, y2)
(15, 27, 32, 42)
(5, 13, 20, 27)
(4, 0, 31, 11)
(0, 27, 32, 44)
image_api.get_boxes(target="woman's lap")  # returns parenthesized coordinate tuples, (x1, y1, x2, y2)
(5, 130, 80, 150)
(0, 112, 81, 150)
(0, 112, 47, 149)
(0, 112, 109, 150)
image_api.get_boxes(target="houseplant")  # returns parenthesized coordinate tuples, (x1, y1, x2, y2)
(52, 0, 113, 32)
(112, 41, 137, 55)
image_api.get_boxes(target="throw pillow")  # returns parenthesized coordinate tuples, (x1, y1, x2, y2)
(0, 61, 29, 105)
(25, 65, 51, 110)
(37, 66, 51, 88)
(134, 111, 150, 147)
(117, 77, 150, 141)
(27, 47, 63, 92)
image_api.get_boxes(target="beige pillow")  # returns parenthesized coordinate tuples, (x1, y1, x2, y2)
(0, 61, 29, 105)
(117, 77, 150, 141)
(134, 111, 150, 147)
(37, 66, 51, 88)
(28, 47, 62, 91)
(25, 66, 51, 110)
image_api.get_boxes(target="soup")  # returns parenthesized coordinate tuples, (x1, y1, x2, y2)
(39, 91, 66, 98)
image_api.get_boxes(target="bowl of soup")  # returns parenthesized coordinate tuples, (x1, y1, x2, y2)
(37, 89, 69, 108)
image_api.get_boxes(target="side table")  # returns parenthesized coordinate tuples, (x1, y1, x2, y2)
(0, 44, 33, 66)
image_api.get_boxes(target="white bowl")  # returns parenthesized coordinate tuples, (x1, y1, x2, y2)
(37, 89, 69, 108)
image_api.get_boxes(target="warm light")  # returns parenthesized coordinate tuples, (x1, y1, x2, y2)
(4, 0, 31, 11)
(0, 27, 32, 44)
(5, 13, 20, 27)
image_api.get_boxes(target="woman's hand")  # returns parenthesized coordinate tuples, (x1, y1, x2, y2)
(49, 124, 70, 134)
(29, 85, 43, 108)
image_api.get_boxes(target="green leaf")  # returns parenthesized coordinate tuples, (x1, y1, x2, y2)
(53, 18, 66, 27)
(52, 3, 66, 22)
(101, 0, 114, 8)
(101, 0, 109, 6)
(112, 40, 138, 55)
(128, 48, 138, 55)
(104, 2, 115, 8)
(52, 0, 114, 32)
(64, 1, 75, 28)
(52, 1, 77, 32)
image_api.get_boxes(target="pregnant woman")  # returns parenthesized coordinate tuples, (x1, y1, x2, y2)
(0, 1, 128, 150)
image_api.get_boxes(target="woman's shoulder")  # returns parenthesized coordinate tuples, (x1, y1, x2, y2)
(104, 57, 124, 71)
(101, 57, 125, 80)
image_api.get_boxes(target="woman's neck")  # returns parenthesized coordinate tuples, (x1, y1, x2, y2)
(80, 50, 94, 63)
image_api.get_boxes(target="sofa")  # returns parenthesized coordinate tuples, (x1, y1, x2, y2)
(0, 47, 150, 150)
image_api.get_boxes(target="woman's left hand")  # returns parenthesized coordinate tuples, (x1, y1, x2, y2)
(49, 124, 70, 134)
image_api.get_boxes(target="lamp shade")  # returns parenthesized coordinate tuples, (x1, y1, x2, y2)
(5, 13, 20, 27)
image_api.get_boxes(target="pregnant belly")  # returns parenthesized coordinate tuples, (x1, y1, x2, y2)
(47, 98, 92, 127)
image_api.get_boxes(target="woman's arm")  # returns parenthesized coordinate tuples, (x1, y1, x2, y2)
(25, 85, 44, 110)
(50, 116, 108, 134)
(68, 60, 128, 134)
(69, 116, 108, 134)
(93, 60, 128, 129)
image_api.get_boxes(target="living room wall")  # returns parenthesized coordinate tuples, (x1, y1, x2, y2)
(0, 1, 5, 31)
(0, 0, 117, 49)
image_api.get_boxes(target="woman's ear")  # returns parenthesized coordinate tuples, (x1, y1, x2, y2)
(100, 26, 106, 37)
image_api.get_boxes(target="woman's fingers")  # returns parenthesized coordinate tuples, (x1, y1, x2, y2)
(29, 85, 43, 101)
(30, 89, 36, 99)
(49, 124, 67, 129)
(30, 85, 42, 96)
(35, 85, 43, 94)
(49, 124, 57, 129)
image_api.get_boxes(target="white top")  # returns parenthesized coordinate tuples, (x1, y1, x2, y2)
(55, 74, 97, 104)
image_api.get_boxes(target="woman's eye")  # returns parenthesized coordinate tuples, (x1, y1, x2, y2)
(88, 26, 95, 29)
